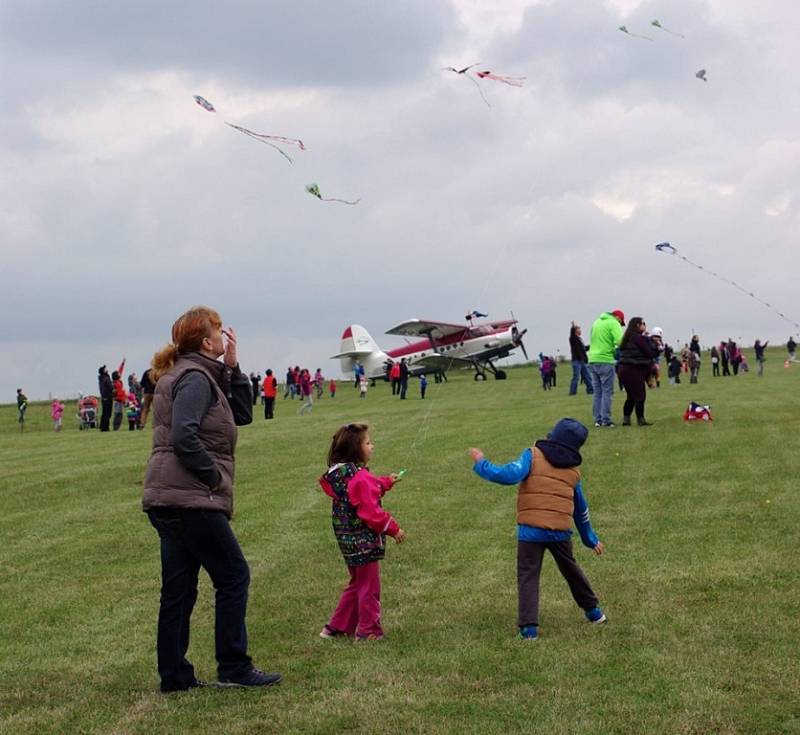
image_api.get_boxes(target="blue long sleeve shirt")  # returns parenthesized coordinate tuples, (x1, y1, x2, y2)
(473, 448, 599, 548)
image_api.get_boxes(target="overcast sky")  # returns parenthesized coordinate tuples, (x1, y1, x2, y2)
(2, 0, 798, 399)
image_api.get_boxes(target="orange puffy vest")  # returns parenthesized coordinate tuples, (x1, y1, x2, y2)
(516, 446, 580, 530)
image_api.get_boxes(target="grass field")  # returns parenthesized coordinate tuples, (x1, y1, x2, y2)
(2, 350, 799, 734)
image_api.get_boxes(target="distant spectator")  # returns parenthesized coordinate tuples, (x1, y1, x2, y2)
(568, 323, 593, 396)
(688, 350, 700, 384)
(139, 368, 156, 429)
(754, 340, 769, 376)
(284, 367, 296, 399)
(17, 389, 28, 431)
(329, 378, 337, 398)
(359, 375, 368, 399)
(299, 369, 313, 415)
(787, 337, 797, 363)
(314, 369, 325, 400)
(398, 359, 409, 399)
(420, 373, 428, 399)
(389, 361, 401, 395)
(539, 354, 553, 390)
(263, 369, 278, 419)
(51, 398, 65, 432)
(710, 345, 720, 377)
(729, 341, 742, 376)
(98, 365, 114, 431)
(720, 341, 731, 376)
(668, 355, 682, 385)
(250, 372, 260, 406)
(111, 359, 127, 431)
(126, 392, 140, 431)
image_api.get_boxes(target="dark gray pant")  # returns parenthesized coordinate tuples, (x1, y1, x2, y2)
(517, 540, 599, 627)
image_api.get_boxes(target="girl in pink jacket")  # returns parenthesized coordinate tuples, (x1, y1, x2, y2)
(51, 399, 65, 431)
(319, 423, 406, 641)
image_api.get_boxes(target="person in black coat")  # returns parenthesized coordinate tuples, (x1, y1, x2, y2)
(98, 365, 113, 432)
(398, 358, 409, 399)
(617, 317, 657, 426)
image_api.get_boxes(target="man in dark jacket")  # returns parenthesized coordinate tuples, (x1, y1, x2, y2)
(398, 358, 409, 399)
(98, 365, 113, 432)
(568, 323, 593, 396)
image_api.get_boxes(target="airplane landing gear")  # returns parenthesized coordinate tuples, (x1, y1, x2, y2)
(474, 372, 487, 381)
(494, 370, 507, 380)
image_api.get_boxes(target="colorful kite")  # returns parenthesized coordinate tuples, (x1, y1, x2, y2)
(442, 64, 490, 107)
(651, 19, 685, 38)
(655, 242, 800, 331)
(695, 69, 708, 82)
(618, 25, 653, 41)
(193, 95, 216, 113)
(192, 96, 305, 163)
(225, 122, 305, 163)
(475, 70, 526, 87)
(305, 183, 360, 206)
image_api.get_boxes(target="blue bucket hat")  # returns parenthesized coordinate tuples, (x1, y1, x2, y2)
(547, 418, 589, 452)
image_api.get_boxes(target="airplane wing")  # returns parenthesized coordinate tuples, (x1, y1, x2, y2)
(385, 319, 467, 340)
(330, 349, 376, 359)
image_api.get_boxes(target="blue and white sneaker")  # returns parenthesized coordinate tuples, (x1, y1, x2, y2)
(518, 624, 539, 641)
(585, 607, 607, 625)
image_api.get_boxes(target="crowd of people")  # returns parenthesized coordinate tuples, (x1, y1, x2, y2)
(561, 309, 793, 427)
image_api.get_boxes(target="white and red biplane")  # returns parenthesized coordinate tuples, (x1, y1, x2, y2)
(332, 317, 529, 382)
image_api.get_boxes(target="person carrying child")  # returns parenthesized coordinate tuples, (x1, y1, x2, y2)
(319, 423, 406, 641)
(469, 417, 606, 641)
(51, 398, 65, 431)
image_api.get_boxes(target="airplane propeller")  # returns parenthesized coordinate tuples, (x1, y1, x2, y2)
(511, 326, 529, 360)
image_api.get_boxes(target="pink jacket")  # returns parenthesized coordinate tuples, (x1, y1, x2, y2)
(320, 468, 400, 537)
(51, 401, 64, 420)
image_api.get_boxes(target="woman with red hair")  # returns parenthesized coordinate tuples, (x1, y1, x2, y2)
(142, 306, 281, 691)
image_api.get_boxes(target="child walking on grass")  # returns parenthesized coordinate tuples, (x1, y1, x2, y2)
(319, 423, 406, 641)
(51, 399, 64, 431)
(469, 417, 606, 641)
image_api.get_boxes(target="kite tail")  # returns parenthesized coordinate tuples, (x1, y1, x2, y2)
(322, 197, 361, 206)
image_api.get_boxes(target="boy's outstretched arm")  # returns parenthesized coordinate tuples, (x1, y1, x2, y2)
(470, 448, 532, 485)
(574, 480, 604, 555)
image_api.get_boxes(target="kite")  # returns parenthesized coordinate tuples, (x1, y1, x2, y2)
(655, 242, 800, 331)
(305, 183, 360, 206)
(225, 122, 306, 163)
(695, 69, 708, 82)
(442, 64, 491, 107)
(193, 95, 216, 113)
(651, 19, 685, 38)
(465, 310, 488, 320)
(683, 402, 713, 422)
(618, 25, 653, 41)
(475, 70, 526, 87)
(192, 95, 305, 163)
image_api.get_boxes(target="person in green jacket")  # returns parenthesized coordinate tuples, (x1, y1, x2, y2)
(587, 310, 625, 427)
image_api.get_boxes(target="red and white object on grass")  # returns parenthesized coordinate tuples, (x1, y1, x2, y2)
(683, 401, 713, 422)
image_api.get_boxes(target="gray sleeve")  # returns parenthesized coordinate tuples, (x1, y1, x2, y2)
(171, 372, 221, 489)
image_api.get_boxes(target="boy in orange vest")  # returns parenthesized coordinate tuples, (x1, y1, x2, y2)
(469, 417, 606, 640)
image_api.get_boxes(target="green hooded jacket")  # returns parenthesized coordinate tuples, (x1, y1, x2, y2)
(588, 313, 623, 364)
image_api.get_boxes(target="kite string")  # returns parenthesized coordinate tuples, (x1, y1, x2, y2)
(662, 250, 800, 331)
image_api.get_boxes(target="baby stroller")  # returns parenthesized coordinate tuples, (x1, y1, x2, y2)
(78, 395, 99, 430)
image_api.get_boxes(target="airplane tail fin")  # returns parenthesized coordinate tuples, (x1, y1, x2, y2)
(332, 324, 382, 374)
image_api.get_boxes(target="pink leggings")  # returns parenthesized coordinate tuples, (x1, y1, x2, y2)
(328, 561, 382, 637)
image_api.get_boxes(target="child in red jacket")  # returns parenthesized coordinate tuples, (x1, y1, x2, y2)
(319, 423, 405, 641)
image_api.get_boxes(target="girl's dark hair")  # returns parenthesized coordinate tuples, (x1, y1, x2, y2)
(620, 316, 644, 349)
(328, 422, 369, 466)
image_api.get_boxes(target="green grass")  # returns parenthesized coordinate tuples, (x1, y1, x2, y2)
(2, 350, 799, 734)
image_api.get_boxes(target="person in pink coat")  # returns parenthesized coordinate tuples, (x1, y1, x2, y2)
(318, 423, 406, 641)
(51, 399, 65, 431)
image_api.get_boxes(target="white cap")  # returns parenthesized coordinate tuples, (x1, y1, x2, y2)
(651, 327, 663, 337)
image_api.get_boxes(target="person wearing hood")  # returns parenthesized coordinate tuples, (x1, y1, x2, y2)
(588, 310, 625, 427)
(469, 418, 606, 641)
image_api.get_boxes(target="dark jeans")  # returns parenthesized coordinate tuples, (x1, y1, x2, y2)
(399, 379, 408, 399)
(147, 508, 252, 690)
(100, 397, 112, 431)
(264, 397, 275, 419)
(517, 539, 599, 627)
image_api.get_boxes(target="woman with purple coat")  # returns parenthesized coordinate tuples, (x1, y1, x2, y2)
(617, 317, 658, 426)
